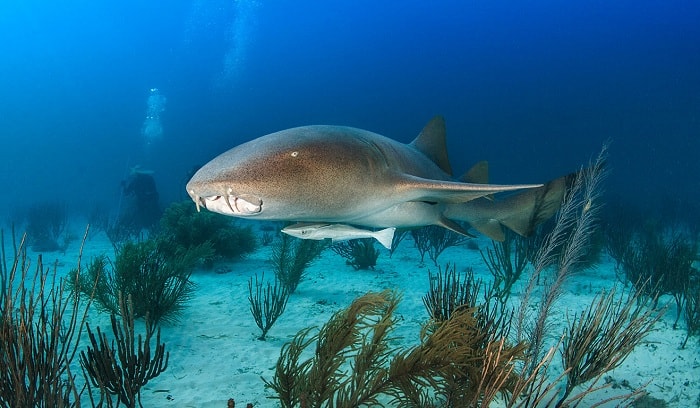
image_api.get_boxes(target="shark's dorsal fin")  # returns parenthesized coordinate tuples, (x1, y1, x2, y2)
(460, 161, 489, 184)
(460, 161, 493, 200)
(410, 116, 453, 177)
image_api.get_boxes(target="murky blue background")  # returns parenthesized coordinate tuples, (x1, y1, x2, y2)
(1, 0, 698, 225)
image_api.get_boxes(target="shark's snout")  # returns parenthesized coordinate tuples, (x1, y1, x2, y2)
(188, 185, 262, 217)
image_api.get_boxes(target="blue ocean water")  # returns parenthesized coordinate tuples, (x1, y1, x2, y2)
(0, 0, 698, 225)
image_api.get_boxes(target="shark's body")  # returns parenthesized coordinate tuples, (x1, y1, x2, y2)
(186, 117, 571, 241)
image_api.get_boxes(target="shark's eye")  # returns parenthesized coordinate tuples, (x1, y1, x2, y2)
(211, 196, 221, 201)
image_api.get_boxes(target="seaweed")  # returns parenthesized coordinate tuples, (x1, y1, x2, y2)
(271, 233, 326, 293)
(422, 263, 479, 322)
(0, 227, 93, 407)
(105, 221, 142, 253)
(70, 238, 211, 331)
(515, 144, 608, 367)
(411, 225, 469, 266)
(25, 201, 72, 252)
(80, 294, 169, 408)
(388, 228, 411, 258)
(421, 263, 529, 406)
(70, 255, 118, 315)
(480, 230, 531, 303)
(248, 272, 290, 340)
(159, 201, 257, 266)
(558, 287, 664, 405)
(682, 266, 700, 348)
(613, 225, 697, 327)
(264, 290, 527, 407)
(331, 238, 379, 270)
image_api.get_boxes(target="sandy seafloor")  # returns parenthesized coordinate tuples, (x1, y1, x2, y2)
(31, 220, 700, 408)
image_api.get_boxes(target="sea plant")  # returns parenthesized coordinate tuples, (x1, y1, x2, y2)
(70, 254, 117, 314)
(0, 227, 93, 407)
(264, 290, 527, 407)
(515, 144, 608, 366)
(612, 224, 697, 327)
(388, 228, 411, 257)
(105, 221, 142, 253)
(159, 200, 257, 266)
(248, 272, 290, 340)
(501, 145, 660, 406)
(70, 237, 212, 331)
(421, 263, 528, 406)
(411, 225, 469, 266)
(80, 293, 169, 408)
(331, 238, 379, 270)
(557, 286, 664, 405)
(261, 231, 275, 246)
(682, 267, 700, 348)
(25, 200, 72, 252)
(87, 203, 111, 235)
(480, 229, 531, 303)
(422, 263, 479, 322)
(271, 233, 326, 293)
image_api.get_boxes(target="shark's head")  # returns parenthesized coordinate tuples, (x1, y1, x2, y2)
(185, 142, 268, 217)
(185, 137, 266, 216)
(186, 125, 391, 221)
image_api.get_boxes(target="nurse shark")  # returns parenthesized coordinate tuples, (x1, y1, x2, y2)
(186, 116, 572, 241)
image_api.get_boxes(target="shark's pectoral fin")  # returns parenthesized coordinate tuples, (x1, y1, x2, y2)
(470, 219, 506, 241)
(400, 174, 543, 204)
(438, 217, 475, 237)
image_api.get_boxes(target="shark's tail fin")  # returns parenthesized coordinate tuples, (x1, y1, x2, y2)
(444, 172, 577, 241)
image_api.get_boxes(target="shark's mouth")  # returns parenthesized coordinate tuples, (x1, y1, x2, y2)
(192, 192, 262, 216)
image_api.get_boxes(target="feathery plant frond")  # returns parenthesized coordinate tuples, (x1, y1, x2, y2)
(535, 143, 607, 274)
(331, 238, 380, 270)
(422, 263, 480, 322)
(504, 144, 657, 406)
(265, 290, 400, 407)
(481, 230, 531, 303)
(69, 238, 207, 334)
(683, 270, 700, 348)
(1, 226, 93, 407)
(266, 290, 529, 407)
(411, 225, 469, 266)
(557, 286, 664, 406)
(516, 143, 608, 363)
(248, 272, 289, 340)
(80, 293, 169, 408)
(272, 232, 326, 293)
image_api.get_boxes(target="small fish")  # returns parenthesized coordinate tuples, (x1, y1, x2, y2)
(282, 223, 396, 250)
